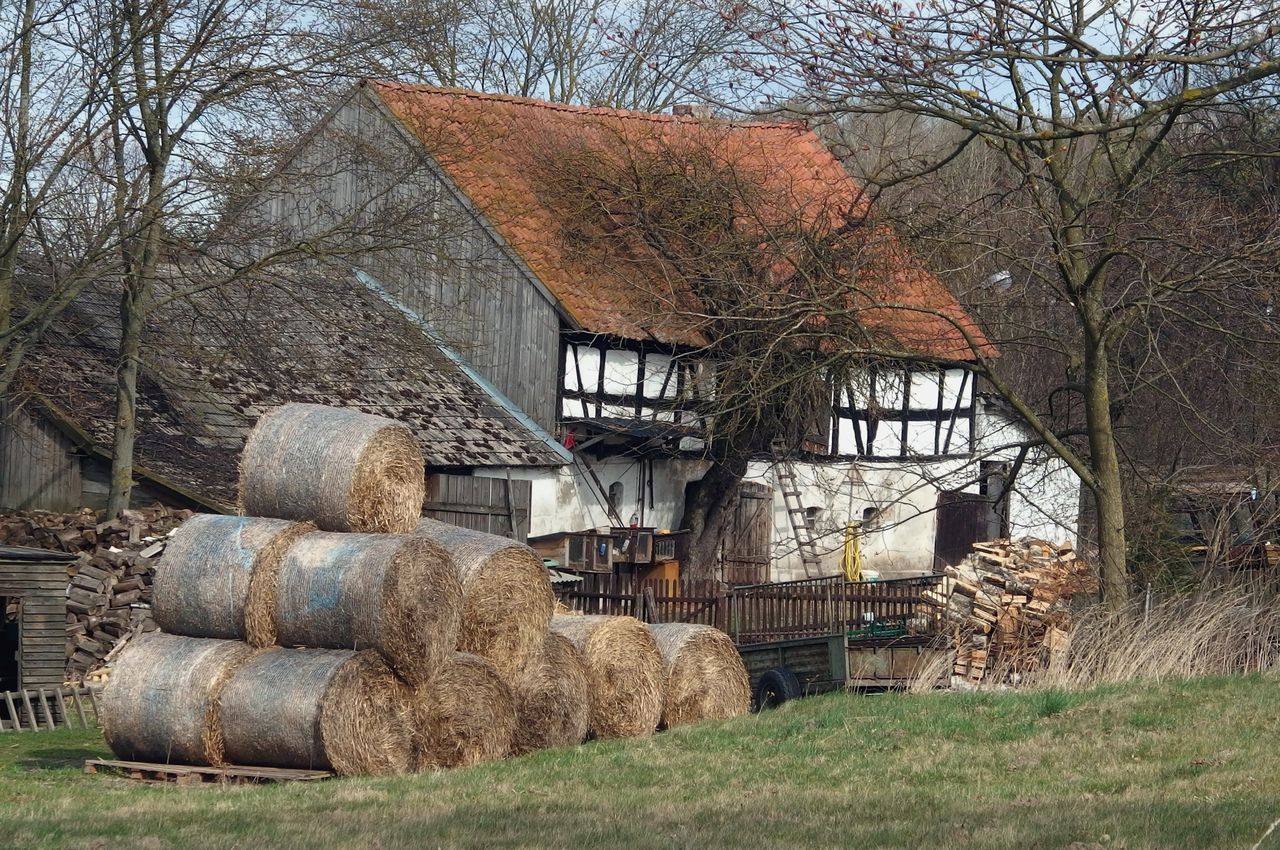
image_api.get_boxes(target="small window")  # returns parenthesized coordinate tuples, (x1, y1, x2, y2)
(804, 506, 821, 530)
(862, 506, 883, 530)
(607, 482, 625, 514)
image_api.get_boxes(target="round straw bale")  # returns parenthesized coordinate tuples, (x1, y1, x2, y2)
(218, 647, 412, 776)
(414, 518, 553, 679)
(510, 633, 590, 755)
(549, 614, 664, 740)
(152, 514, 312, 645)
(647, 623, 750, 728)
(100, 633, 257, 766)
(272, 531, 462, 686)
(411, 652, 515, 770)
(240, 403, 426, 533)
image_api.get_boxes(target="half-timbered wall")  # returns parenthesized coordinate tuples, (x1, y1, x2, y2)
(559, 339, 710, 426)
(830, 365, 973, 460)
(242, 89, 563, 431)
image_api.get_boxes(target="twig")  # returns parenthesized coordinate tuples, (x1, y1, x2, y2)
(1250, 815, 1280, 850)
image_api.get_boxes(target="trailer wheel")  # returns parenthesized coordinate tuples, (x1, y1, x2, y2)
(754, 667, 802, 710)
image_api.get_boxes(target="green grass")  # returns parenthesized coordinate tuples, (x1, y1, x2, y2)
(4, 675, 1280, 849)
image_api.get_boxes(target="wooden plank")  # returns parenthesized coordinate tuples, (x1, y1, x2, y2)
(2, 692, 19, 731)
(54, 688, 72, 729)
(83, 759, 333, 784)
(70, 689, 88, 727)
(20, 689, 38, 731)
(37, 689, 55, 731)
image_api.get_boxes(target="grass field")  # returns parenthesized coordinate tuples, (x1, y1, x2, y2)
(3, 674, 1280, 849)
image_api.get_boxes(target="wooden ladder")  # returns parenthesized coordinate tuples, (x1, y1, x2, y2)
(772, 443, 822, 577)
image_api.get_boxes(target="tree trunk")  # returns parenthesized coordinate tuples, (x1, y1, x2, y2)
(1083, 331, 1129, 611)
(107, 276, 145, 517)
(680, 453, 749, 581)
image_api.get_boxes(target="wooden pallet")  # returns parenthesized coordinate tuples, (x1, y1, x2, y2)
(84, 759, 333, 785)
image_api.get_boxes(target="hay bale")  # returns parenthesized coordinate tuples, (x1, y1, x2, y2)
(100, 633, 256, 766)
(152, 514, 311, 645)
(272, 531, 462, 686)
(411, 652, 515, 770)
(415, 518, 553, 679)
(549, 614, 664, 740)
(240, 403, 426, 533)
(510, 633, 589, 755)
(217, 647, 412, 776)
(648, 623, 750, 728)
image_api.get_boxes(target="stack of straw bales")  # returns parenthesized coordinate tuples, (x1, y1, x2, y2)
(101, 402, 750, 778)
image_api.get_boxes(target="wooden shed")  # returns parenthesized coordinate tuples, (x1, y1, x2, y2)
(0, 545, 74, 692)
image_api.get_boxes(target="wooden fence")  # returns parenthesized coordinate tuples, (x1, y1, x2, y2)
(558, 572, 944, 644)
(566, 574, 721, 626)
(0, 686, 99, 732)
(724, 574, 942, 644)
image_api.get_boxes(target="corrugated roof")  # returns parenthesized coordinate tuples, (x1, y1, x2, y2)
(18, 263, 568, 506)
(370, 81, 993, 360)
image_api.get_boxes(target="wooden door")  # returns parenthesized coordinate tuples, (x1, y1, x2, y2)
(722, 482, 773, 585)
(933, 490, 990, 569)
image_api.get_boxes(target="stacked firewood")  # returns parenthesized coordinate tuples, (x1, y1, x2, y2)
(0, 507, 191, 682)
(924, 539, 1098, 684)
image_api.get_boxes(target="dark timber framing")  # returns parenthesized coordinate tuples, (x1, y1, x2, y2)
(830, 363, 975, 461)
(559, 334, 706, 425)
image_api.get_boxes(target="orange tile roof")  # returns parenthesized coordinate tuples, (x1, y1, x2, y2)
(369, 81, 993, 360)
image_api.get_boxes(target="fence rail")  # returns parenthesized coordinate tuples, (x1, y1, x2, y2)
(558, 572, 944, 643)
(0, 686, 100, 733)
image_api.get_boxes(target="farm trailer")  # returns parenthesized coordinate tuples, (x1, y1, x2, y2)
(740, 632, 950, 708)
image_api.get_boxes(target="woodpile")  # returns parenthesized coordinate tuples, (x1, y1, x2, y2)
(0, 506, 190, 683)
(927, 539, 1098, 685)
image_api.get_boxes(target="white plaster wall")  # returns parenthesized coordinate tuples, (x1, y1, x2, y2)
(973, 398, 1081, 547)
(478, 456, 706, 536)
(480, 397, 1080, 581)
(747, 457, 980, 582)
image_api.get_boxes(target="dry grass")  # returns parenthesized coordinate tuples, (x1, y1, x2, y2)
(647, 623, 749, 728)
(218, 647, 412, 776)
(549, 615, 664, 740)
(410, 653, 515, 770)
(510, 633, 590, 755)
(414, 518, 554, 680)
(239, 403, 425, 534)
(152, 514, 311, 645)
(1025, 581, 1280, 690)
(271, 532, 462, 686)
(100, 634, 257, 767)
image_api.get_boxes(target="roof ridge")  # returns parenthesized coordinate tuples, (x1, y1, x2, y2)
(366, 79, 806, 131)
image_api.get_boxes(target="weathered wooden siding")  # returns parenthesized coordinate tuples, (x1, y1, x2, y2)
(424, 473, 532, 541)
(0, 550, 74, 689)
(78, 457, 184, 512)
(0, 404, 81, 512)
(244, 89, 562, 432)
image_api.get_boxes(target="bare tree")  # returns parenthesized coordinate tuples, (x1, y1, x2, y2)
(0, 0, 124, 397)
(717, 0, 1280, 607)
(335, 0, 750, 110)
(91, 0, 384, 515)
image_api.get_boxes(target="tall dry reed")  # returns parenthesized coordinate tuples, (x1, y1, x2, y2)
(1024, 579, 1280, 690)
